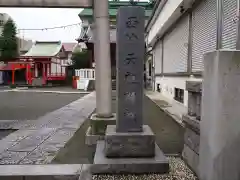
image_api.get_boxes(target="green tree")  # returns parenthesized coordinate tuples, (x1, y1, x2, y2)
(71, 49, 90, 69)
(0, 19, 18, 63)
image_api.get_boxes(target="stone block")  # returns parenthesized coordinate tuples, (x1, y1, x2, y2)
(90, 113, 116, 135)
(0, 177, 23, 180)
(78, 164, 92, 180)
(184, 128, 200, 154)
(0, 164, 82, 180)
(195, 94, 201, 120)
(105, 125, 155, 158)
(182, 115, 200, 134)
(187, 92, 197, 116)
(91, 141, 169, 174)
(85, 127, 104, 146)
(199, 50, 240, 180)
(186, 81, 202, 93)
(182, 144, 199, 177)
(187, 92, 202, 119)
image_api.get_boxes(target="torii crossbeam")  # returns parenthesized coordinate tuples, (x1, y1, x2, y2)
(0, 0, 92, 8)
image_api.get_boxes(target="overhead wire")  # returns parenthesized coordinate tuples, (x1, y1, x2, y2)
(17, 22, 82, 31)
(0, 22, 82, 41)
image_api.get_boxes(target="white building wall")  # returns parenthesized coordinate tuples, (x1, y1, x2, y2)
(155, 76, 202, 107)
(147, 0, 185, 45)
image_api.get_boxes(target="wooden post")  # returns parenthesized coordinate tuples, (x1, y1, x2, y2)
(49, 61, 52, 76)
(25, 64, 28, 84)
(28, 64, 32, 85)
(12, 65, 15, 85)
(42, 62, 46, 85)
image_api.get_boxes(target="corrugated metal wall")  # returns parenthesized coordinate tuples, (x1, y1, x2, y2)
(192, 0, 217, 72)
(221, 0, 238, 49)
(163, 15, 189, 73)
(153, 40, 163, 74)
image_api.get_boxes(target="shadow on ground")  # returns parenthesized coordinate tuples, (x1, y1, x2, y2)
(53, 94, 184, 164)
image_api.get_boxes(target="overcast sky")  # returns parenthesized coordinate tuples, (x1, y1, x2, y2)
(0, 0, 149, 43)
(0, 8, 82, 43)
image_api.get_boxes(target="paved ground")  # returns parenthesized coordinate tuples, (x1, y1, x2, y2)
(0, 91, 85, 120)
(53, 91, 184, 165)
(0, 92, 96, 165)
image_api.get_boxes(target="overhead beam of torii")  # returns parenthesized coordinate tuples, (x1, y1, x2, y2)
(0, 0, 92, 8)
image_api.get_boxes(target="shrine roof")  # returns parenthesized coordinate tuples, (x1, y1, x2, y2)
(22, 41, 63, 57)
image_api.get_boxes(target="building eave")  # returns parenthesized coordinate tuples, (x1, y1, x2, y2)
(145, 0, 163, 32)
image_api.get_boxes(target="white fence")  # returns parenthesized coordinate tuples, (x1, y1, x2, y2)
(75, 69, 95, 80)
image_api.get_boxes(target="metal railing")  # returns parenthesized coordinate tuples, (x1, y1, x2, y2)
(75, 69, 95, 80)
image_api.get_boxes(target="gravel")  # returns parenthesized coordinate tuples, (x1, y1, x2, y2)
(92, 157, 198, 180)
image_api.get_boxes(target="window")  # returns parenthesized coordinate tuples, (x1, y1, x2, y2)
(174, 88, 184, 103)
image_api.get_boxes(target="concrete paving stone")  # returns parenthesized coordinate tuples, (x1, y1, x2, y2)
(0, 120, 19, 129)
(8, 128, 56, 152)
(12, 120, 39, 129)
(0, 130, 36, 153)
(0, 151, 28, 164)
(0, 164, 82, 177)
(19, 149, 50, 165)
(0, 92, 96, 165)
(24, 175, 80, 180)
(19, 128, 79, 164)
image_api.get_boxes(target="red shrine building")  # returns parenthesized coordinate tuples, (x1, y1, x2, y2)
(0, 41, 68, 86)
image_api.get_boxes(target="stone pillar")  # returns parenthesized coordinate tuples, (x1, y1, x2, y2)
(182, 80, 202, 176)
(85, 0, 116, 146)
(93, 0, 112, 118)
(199, 50, 240, 180)
(91, 6, 169, 174)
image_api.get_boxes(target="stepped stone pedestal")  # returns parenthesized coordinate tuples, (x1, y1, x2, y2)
(91, 125, 169, 174)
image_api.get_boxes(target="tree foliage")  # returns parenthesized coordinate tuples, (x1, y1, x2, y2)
(71, 49, 90, 69)
(0, 19, 18, 63)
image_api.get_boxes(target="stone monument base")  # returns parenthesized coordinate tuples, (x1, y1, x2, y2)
(105, 125, 155, 157)
(91, 125, 169, 174)
(91, 141, 169, 174)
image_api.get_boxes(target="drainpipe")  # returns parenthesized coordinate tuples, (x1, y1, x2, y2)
(93, 0, 112, 118)
(216, 0, 223, 49)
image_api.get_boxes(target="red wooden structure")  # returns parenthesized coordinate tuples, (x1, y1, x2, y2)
(0, 57, 66, 85)
(0, 41, 68, 85)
